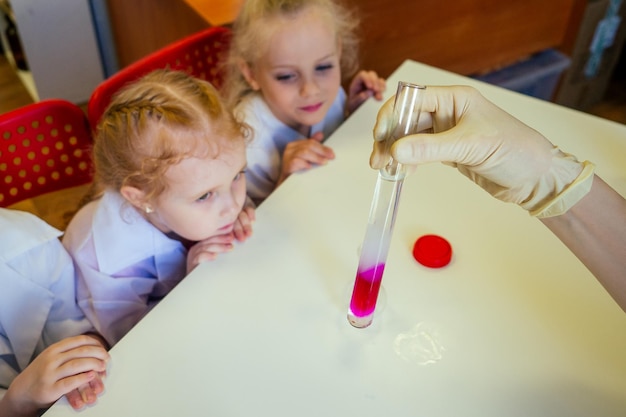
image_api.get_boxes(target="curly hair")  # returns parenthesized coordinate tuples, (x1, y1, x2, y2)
(222, 0, 360, 109)
(88, 69, 248, 204)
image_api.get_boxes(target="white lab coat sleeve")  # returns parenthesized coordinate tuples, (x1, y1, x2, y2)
(0, 208, 92, 396)
(73, 236, 162, 346)
(63, 192, 187, 346)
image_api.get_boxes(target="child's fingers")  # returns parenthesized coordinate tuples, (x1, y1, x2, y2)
(287, 150, 333, 172)
(310, 131, 324, 142)
(305, 141, 335, 160)
(38, 343, 108, 388)
(187, 240, 236, 271)
(63, 372, 105, 410)
(371, 77, 387, 99)
(195, 244, 233, 261)
(65, 388, 86, 410)
(195, 241, 235, 255)
(304, 144, 335, 163)
(76, 377, 104, 406)
(88, 374, 106, 396)
(233, 209, 254, 241)
(233, 220, 252, 242)
(57, 356, 109, 382)
(47, 335, 109, 355)
(55, 370, 98, 403)
(355, 70, 385, 93)
(78, 385, 97, 407)
(56, 345, 110, 373)
(197, 233, 235, 245)
(284, 141, 334, 168)
(241, 205, 256, 222)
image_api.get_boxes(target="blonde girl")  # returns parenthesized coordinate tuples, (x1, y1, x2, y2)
(63, 69, 254, 346)
(223, 0, 386, 204)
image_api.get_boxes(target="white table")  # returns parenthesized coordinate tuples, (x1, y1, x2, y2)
(45, 60, 626, 416)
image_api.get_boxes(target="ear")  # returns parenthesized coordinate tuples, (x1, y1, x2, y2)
(238, 59, 260, 91)
(120, 185, 149, 212)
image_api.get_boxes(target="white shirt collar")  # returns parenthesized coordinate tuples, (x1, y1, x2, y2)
(0, 208, 62, 262)
(91, 192, 184, 275)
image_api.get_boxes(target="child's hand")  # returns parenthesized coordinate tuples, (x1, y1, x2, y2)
(233, 203, 256, 242)
(63, 370, 107, 410)
(278, 132, 335, 184)
(63, 333, 108, 410)
(186, 233, 236, 273)
(346, 70, 386, 115)
(2, 335, 109, 415)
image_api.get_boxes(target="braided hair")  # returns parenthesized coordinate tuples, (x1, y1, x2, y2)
(86, 69, 248, 205)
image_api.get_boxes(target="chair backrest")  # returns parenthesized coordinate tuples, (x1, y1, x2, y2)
(0, 99, 93, 207)
(87, 26, 232, 129)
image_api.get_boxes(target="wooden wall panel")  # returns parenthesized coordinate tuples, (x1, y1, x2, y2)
(106, 0, 208, 69)
(105, 0, 586, 80)
(349, 0, 582, 78)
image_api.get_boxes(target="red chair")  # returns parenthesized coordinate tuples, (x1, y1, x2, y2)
(87, 26, 232, 129)
(0, 99, 93, 207)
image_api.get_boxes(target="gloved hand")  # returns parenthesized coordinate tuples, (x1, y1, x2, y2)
(371, 85, 594, 217)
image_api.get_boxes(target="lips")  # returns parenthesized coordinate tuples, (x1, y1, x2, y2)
(300, 102, 323, 113)
(218, 222, 234, 233)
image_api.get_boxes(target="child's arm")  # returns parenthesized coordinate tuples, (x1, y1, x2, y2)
(278, 132, 335, 185)
(345, 70, 386, 116)
(0, 335, 109, 417)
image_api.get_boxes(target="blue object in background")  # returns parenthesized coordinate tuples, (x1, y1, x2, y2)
(585, 0, 623, 78)
(473, 49, 571, 101)
(88, 0, 119, 78)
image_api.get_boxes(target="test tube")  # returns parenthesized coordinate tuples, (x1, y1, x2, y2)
(347, 81, 425, 328)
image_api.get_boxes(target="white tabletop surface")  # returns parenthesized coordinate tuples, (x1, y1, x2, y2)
(45, 60, 626, 416)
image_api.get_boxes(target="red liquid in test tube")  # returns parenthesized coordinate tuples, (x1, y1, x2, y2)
(347, 82, 425, 328)
(349, 263, 385, 317)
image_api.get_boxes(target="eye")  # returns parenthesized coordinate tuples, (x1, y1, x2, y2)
(316, 63, 334, 73)
(234, 170, 246, 182)
(275, 72, 296, 82)
(196, 192, 213, 203)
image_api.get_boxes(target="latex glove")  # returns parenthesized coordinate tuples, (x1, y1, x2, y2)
(371, 85, 594, 217)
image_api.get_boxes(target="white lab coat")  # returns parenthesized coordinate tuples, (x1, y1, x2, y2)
(62, 191, 187, 346)
(235, 88, 346, 205)
(0, 209, 93, 400)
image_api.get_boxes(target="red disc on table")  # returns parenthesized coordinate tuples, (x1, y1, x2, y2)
(413, 234, 452, 268)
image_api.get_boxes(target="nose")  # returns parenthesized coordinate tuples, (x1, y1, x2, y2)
(300, 76, 320, 97)
(219, 188, 241, 217)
